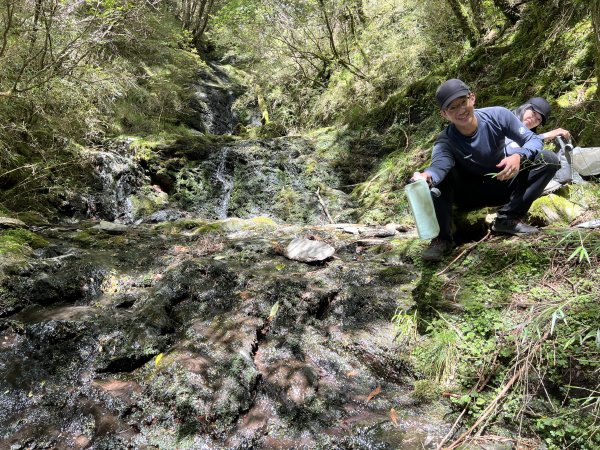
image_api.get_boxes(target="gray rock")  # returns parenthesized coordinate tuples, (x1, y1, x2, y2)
(284, 237, 335, 262)
(92, 220, 129, 234)
(143, 209, 189, 223)
(0, 216, 27, 229)
(360, 227, 397, 238)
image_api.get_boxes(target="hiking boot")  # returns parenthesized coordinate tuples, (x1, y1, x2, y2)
(492, 218, 538, 235)
(422, 238, 453, 262)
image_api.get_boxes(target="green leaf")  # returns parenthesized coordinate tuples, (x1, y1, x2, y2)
(268, 301, 280, 320)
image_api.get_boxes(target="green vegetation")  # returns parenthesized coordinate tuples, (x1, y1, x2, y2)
(0, 0, 599, 447)
(393, 232, 600, 448)
(0, 2, 206, 216)
(0, 229, 48, 255)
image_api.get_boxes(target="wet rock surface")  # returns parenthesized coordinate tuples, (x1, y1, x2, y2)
(0, 219, 451, 449)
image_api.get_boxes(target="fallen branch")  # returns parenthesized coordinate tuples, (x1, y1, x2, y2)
(441, 328, 552, 450)
(316, 186, 333, 224)
(437, 230, 491, 276)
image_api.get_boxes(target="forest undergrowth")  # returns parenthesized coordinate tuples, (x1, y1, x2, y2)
(1, 1, 600, 447)
(390, 228, 600, 449)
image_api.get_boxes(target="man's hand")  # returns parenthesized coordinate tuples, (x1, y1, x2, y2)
(496, 154, 521, 181)
(543, 128, 571, 141)
(411, 172, 432, 185)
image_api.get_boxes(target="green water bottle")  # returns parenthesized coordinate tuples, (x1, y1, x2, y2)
(405, 177, 440, 240)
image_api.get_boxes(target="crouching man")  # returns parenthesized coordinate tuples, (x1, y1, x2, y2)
(413, 79, 560, 262)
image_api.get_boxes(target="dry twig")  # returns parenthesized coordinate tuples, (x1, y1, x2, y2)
(440, 328, 552, 450)
(437, 230, 491, 276)
(316, 186, 334, 224)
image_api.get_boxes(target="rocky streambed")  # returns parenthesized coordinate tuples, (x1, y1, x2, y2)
(0, 218, 452, 449)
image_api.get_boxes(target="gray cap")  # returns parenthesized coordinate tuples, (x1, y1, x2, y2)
(527, 97, 550, 125)
(436, 79, 471, 110)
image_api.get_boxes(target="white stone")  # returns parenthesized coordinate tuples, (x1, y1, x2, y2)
(284, 237, 335, 263)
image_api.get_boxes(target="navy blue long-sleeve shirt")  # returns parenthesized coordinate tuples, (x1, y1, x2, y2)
(424, 107, 543, 186)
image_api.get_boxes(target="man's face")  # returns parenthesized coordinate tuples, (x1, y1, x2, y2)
(522, 108, 543, 129)
(441, 93, 476, 126)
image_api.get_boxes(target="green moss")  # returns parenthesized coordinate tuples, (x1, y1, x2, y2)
(257, 121, 287, 138)
(14, 211, 48, 226)
(194, 217, 279, 233)
(130, 187, 169, 218)
(195, 222, 227, 234)
(130, 138, 167, 164)
(456, 241, 549, 306)
(411, 379, 442, 403)
(388, 238, 425, 262)
(0, 229, 49, 255)
(529, 194, 583, 225)
(154, 219, 209, 234)
(248, 216, 278, 230)
(72, 228, 102, 247)
(72, 228, 125, 249)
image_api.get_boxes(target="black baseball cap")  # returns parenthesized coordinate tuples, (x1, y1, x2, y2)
(526, 97, 550, 125)
(436, 79, 471, 110)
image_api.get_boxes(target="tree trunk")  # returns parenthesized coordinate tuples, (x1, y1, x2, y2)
(446, 0, 479, 47)
(492, 0, 520, 24)
(0, 0, 15, 58)
(317, 0, 340, 60)
(195, 0, 214, 44)
(468, 0, 485, 37)
(592, 0, 600, 99)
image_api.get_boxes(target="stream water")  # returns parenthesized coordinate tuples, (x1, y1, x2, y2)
(0, 218, 454, 449)
(214, 147, 234, 219)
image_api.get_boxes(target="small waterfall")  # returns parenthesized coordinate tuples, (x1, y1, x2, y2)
(214, 147, 233, 219)
(86, 150, 145, 223)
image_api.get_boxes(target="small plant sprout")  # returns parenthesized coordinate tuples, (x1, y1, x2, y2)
(567, 231, 590, 265)
(391, 307, 418, 347)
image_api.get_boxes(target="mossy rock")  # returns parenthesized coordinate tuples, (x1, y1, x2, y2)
(72, 228, 124, 248)
(0, 229, 49, 255)
(130, 187, 169, 219)
(257, 121, 287, 138)
(530, 193, 584, 225)
(247, 216, 278, 230)
(194, 217, 278, 234)
(454, 208, 495, 241)
(411, 379, 442, 403)
(154, 218, 208, 233)
(14, 211, 49, 226)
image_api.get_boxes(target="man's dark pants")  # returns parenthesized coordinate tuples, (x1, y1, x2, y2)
(433, 150, 560, 241)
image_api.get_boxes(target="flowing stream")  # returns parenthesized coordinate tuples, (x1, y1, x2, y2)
(214, 147, 234, 219)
